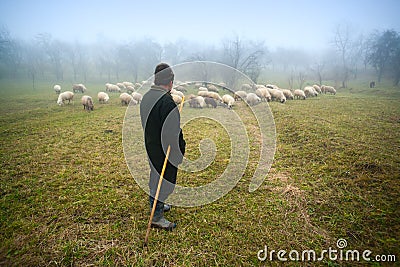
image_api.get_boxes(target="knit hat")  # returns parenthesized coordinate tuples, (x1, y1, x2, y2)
(154, 63, 174, 85)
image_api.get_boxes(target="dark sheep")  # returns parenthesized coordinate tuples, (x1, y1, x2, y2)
(370, 81, 376, 88)
(204, 97, 217, 108)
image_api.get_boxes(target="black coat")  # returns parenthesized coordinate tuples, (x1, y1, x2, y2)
(140, 86, 186, 185)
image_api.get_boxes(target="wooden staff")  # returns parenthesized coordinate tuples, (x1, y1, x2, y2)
(144, 96, 184, 246)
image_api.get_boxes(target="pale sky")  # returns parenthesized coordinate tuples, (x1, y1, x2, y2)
(0, 0, 399, 50)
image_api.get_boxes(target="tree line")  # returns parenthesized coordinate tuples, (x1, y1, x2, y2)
(0, 25, 399, 89)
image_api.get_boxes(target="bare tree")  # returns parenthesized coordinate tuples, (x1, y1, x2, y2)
(66, 42, 88, 82)
(309, 61, 325, 86)
(162, 40, 192, 65)
(94, 43, 114, 81)
(0, 26, 22, 78)
(223, 35, 242, 70)
(360, 34, 374, 71)
(132, 39, 163, 81)
(288, 69, 295, 89)
(348, 34, 365, 79)
(222, 35, 267, 86)
(66, 44, 78, 81)
(332, 24, 351, 88)
(331, 23, 366, 88)
(298, 71, 306, 90)
(367, 29, 400, 84)
(36, 33, 65, 81)
(22, 41, 43, 89)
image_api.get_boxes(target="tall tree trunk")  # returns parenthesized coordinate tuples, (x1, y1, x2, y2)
(378, 67, 383, 83)
(31, 72, 35, 90)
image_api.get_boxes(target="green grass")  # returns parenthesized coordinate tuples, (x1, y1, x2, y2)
(0, 80, 399, 266)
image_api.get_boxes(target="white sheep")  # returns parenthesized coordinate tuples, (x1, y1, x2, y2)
(313, 84, 322, 94)
(255, 87, 272, 102)
(222, 94, 235, 109)
(134, 82, 142, 90)
(189, 96, 206, 108)
(126, 86, 135, 94)
(267, 89, 286, 103)
(207, 92, 223, 102)
(123, 81, 134, 88)
(186, 94, 196, 100)
(81, 95, 94, 111)
(304, 86, 318, 97)
(171, 89, 184, 98)
(294, 89, 306, 100)
(116, 82, 126, 90)
(241, 84, 252, 91)
(105, 83, 112, 91)
(281, 89, 294, 100)
(311, 86, 319, 96)
(174, 85, 187, 92)
(234, 90, 248, 101)
(57, 91, 74, 105)
(207, 84, 219, 93)
(197, 91, 222, 102)
(266, 84, 280, 90)
(246, 93, 261, 106)
(72, 83, 86, 93)
(131, 92, 143, 103)
(53, 84, 61, 94)
(97, 92, 110, 103)
(218, 82, 227, 88)
(172, 94, 182, 105)
(105, 83, 121, 93)
(321, 85, 336, 95)
(120, 93, 137, 105)
(198, 91, 209, 98)
(198, 87, 208, 92)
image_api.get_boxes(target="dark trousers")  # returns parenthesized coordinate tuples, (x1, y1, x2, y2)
(148, 160, 177, 220)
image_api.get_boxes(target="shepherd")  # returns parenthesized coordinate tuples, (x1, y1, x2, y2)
(140, 63, 186, 232)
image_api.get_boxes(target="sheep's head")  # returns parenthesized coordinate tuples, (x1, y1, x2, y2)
(87, 99, 94, 110)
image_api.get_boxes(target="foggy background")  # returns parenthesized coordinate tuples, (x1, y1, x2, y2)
(0, 0, 399, 88)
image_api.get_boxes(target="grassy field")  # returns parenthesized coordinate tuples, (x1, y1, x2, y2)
(0, 80, 399, 266)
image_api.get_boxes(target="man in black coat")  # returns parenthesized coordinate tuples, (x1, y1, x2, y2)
(140, 63, 185, 230)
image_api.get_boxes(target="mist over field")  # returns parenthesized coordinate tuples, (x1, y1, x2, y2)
(0, 0, 399, 86)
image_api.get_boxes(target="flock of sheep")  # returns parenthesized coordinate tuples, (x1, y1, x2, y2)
(234, 83, 337, 105)
(168, 81, 337, 110)
(53, 80, 337, 111)
(54, 82, 144, 111)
